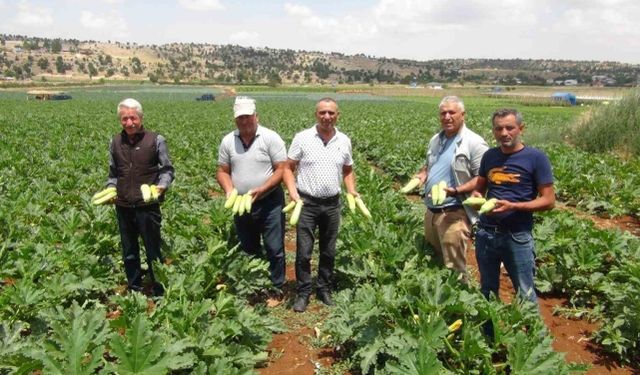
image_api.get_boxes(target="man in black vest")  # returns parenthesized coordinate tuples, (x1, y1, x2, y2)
(105, 98, 175, 296)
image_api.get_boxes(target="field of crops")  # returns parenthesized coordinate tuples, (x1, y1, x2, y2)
(0, 86, 638, 373)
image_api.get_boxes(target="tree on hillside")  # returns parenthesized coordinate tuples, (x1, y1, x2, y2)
(88, 62, 98, 78)
(51, 39, 62, 53)
(12, 65, 23, 79)
(267, 70, 282, 87)
(55, 56, 65, 73)
(98, 54, 113, 66)
(131, 57, 144, 74)
(37, 57, 49, 70)
(21, 63, 31, 78)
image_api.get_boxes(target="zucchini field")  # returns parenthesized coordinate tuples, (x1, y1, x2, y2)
(0, 86, 638, 373)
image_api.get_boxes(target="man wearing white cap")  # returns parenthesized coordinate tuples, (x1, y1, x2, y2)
(105, 98, 175, 297)
(216, 96, 287, 302)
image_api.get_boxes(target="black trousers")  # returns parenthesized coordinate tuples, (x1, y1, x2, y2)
(116, 204, 164, 295)
(295, 193, 341, 296)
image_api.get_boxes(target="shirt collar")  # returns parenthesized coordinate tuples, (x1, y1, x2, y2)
(438, 123, 466, 144)
(312, 124, 339, 142)
(234, 124, 263, 137)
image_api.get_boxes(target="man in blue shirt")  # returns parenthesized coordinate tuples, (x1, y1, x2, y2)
(470, 108, 555, 306)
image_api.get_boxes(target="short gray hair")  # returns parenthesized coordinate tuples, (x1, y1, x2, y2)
(439, 96, 465, 112)
(491, 108, 523, 126)
(117, 98, 143, 117)
(317, 97, 338, 106)
(315, 97, 339, 112)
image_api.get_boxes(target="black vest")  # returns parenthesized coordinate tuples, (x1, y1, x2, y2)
(111, 130, 160, 207)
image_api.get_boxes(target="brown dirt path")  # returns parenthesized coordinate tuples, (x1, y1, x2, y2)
(258, 232, 343, 375)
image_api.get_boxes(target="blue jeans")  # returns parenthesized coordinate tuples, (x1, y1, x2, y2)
(475, 228, 537, 305)
(234, 186, 286, 289)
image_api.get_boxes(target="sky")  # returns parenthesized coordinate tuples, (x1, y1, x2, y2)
(1, 0, 639, 64)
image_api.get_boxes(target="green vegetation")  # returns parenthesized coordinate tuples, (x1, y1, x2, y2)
(572, 89, 640, 156)
(0, 87, 638, 372)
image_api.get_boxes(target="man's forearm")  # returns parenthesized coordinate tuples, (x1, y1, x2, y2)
(216, 169, 234, 194)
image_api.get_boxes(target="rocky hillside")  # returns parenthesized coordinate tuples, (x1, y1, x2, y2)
(1, 34, 638, 86)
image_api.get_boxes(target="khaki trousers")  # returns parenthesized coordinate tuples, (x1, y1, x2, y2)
(424, 208, 471, 276)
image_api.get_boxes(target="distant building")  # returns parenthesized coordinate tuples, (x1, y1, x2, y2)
(592, 75, 617, 86)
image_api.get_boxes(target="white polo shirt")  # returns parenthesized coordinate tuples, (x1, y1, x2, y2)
(288, 124, 353, 198)
(218, 125, 287, 194)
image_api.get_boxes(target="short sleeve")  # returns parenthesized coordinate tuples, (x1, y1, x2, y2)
(478, 152, 489, 178)
(269, 133, 287, 163)
(343, 137, 353, 166)
(288, 134, 302, 161)
(217, 136, 231, 166)
(534, 152, 554, 186)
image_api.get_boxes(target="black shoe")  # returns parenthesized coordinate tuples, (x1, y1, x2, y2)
(152, 283, 165, 297)
(316, 290, 334, 306)
(292, 295, 309, 312)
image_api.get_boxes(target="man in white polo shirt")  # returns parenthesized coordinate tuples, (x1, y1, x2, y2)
(216, 96, 287, 302)
(284, 97, 360, 312)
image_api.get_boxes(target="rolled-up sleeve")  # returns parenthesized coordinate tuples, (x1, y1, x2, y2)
(156, 135, 175, 189)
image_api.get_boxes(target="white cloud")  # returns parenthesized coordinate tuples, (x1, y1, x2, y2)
(371, 0, 543, 33)
(228, 30, 260, 45)
(284, 3, 312, 17)
(177, 0, 224, 11)
(283, 2, 378, 43)
(80, 11, 107, 28)
(15, 1, 53, 26)
(79, 10, 129, 38)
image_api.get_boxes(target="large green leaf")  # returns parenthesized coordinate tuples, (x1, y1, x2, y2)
(38, 301, 110, 375)
(108, 314, 196, 374)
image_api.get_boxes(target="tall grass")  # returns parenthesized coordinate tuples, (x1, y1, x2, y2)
(572, 89, 640, 156)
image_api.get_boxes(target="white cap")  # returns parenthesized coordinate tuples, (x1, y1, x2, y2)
(233, 96, 256, 118)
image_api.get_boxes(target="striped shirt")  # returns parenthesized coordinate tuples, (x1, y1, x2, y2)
(288, 125, 353, 198)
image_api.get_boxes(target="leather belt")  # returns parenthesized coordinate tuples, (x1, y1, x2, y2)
(299, 192, 340, 205)
(428, 205, 463, 214)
